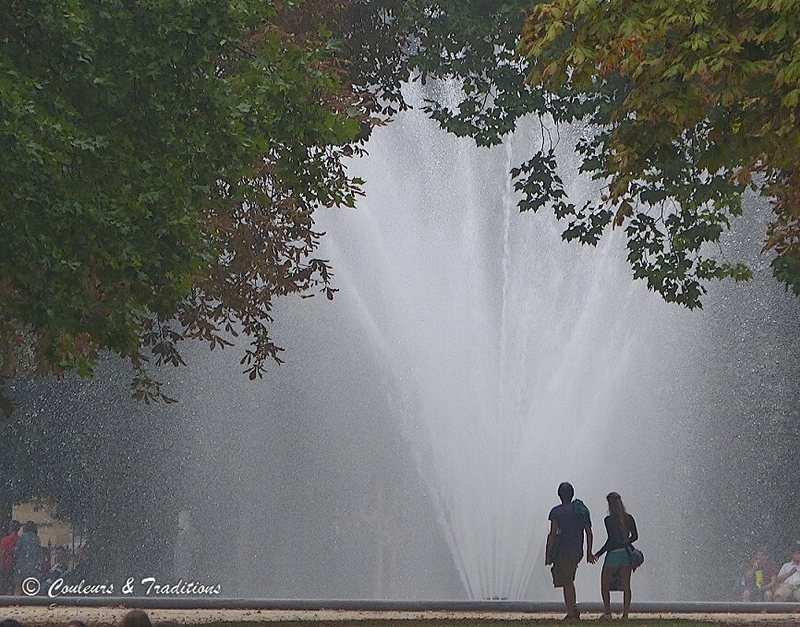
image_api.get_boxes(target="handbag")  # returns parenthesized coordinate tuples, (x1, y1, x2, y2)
(626, 545, 644, 569)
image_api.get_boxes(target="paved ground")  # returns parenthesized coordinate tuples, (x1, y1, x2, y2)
(3, 606, 800, 626)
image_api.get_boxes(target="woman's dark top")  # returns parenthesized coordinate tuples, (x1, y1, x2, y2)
(596, 513, 638, 556)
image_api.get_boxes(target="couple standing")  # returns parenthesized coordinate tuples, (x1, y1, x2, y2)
(545, 482, 639, 621)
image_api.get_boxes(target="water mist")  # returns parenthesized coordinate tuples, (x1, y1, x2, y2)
(179, 90, 707, 601)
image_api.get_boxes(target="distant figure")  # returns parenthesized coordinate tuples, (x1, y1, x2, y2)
(0, 520, 21, 594)
(593, 492, 639, 620)
(173, 509, 197, 580)
(66, 620, 87, 627)
(66, 547, 92, 584)
(741, 548, 778, 601)
(44, 546, 71, 588)
(36, 545, 50, 582)
(0, 619, 24, 627)
(13, 521, 41, 595)
(119, 609, 151, 627)
(774, 547, 800, 601)
(545, 481, 594, 621)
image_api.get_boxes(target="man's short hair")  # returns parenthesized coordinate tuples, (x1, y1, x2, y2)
(558, 482, 574, 502)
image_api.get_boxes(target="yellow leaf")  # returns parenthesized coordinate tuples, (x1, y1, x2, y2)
(614, 200, 634, 227)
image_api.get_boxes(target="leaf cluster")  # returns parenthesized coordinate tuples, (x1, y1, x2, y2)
(396, 0, 543, 146)
(0, 0, 370, 405)
(519, 0, 800, 305)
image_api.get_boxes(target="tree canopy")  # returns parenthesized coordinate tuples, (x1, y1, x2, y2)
(0, 0, 370, 409)
(4, 0, 800, 411)
(515, 0, 800, 305)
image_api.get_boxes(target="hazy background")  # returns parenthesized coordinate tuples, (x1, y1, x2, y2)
(6, 99, 800, 602)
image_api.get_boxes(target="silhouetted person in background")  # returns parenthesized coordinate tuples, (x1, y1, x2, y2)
(173, 509, 197, 580)
(741, 547, 778, 601)
(546, 481, 594, 621)
(44, 546, 70, 589)
(774, 547, 800, 601)
(66, 547, 92, 584)
(0, 520, 20, 594)
(13, 521, 40, 596)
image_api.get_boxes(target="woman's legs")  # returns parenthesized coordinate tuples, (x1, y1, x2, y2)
(600, 567, 613, 615)
(619, 566, 633, 618)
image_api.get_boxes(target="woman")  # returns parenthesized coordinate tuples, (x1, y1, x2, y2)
(592, 492, 639, 620)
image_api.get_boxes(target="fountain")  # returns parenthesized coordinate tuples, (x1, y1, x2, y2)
(175, 89, 710, 601)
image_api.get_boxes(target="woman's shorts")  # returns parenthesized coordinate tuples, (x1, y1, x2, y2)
(604, 548, 633, 568)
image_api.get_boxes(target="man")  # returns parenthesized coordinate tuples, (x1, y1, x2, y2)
(546, 482, 595, 621)
(0, 520, 21, 594)
(774, 547, 800, 601)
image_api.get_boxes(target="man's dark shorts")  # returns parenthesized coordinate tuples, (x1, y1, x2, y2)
(551, 552, 582, 587)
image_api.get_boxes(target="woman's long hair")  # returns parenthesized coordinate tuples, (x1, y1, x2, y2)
(607, 491, 629, 539)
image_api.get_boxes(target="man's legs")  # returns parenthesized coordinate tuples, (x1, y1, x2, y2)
(552, 553, 582, 619)
(563, 581, 577, 618)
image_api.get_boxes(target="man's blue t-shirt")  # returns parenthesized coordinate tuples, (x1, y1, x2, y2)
(549, 500, 590, 554)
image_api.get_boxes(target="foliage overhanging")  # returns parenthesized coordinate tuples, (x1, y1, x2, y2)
(3, 0, 800, 414)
